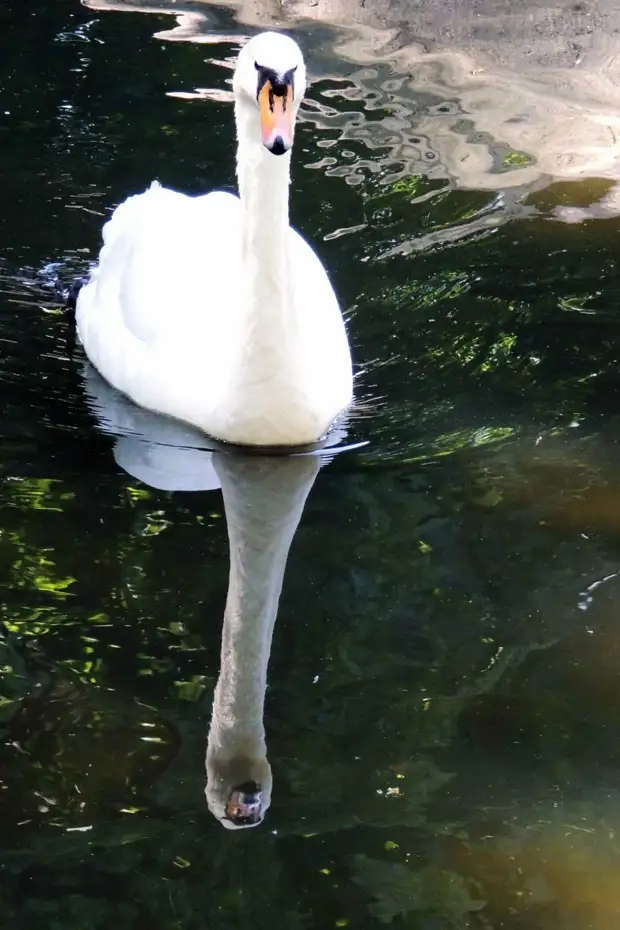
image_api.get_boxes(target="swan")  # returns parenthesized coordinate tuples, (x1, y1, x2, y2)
(75, 30, 353, 448)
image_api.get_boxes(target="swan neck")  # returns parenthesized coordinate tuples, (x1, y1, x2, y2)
(235, 99, 291, 293)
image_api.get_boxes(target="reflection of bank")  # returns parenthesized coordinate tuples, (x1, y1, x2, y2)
(85, 0, 620, 213)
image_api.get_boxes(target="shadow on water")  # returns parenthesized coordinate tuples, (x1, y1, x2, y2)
(4, 0, 620, 927)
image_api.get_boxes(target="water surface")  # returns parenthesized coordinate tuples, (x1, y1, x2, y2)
(3, 1, 620, 927)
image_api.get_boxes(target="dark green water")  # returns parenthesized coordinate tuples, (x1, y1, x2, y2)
(3, 1, 620, 927)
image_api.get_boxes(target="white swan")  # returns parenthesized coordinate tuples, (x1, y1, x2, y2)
(205, 452, 319, 828)
(75, 31, 353, 447)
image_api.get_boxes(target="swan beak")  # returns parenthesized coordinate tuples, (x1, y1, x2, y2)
(258, 81, 294, 155)
(225, 783, 264, 827)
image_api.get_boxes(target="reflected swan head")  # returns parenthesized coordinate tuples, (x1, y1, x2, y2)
(225, 780, 264, 827)
(233, 31, 306, 155)
(206, 756, 273, 830)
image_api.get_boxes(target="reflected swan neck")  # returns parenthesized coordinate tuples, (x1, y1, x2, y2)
(208, 455, 320, 751)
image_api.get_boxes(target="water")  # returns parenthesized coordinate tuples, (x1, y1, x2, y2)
(3, 0, 620, 926)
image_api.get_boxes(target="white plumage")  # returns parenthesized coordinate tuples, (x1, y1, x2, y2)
(76, 31, 353, 447)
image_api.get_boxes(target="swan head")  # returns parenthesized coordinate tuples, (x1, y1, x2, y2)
(205, 753, 273, 829)
(233, 31, 306, 156)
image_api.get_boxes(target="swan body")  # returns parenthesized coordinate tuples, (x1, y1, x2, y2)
(76, 31, 353, 447)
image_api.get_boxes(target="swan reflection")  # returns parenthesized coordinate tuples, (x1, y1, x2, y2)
(206, 451, 319, 828)
(82, 362, 355, 828)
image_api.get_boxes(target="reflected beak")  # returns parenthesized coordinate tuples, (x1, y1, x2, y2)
(225, 784, 264, 827)
(258, 81, 294, 155)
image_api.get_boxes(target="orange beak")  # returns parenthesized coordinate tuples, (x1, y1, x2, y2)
(258, 81, 294, 154)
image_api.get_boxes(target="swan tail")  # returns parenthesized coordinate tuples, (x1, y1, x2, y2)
(100, 182, 170, 252)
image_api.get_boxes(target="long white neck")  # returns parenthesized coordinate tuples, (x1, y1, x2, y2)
(230, 98, 302, 394)
(236, 97, 292, 290)
(208, 453, 320, 758)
